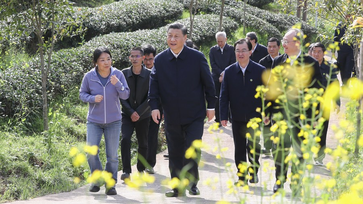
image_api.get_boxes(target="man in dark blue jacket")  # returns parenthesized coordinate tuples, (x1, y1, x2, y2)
(209, 31, 236, 123)
(246, 32, 268, 63)
(220, 38, 265, 185)
(148, 23, 216, 197)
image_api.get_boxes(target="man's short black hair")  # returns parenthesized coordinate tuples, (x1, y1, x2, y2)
(168, 23, 187, 36)
(246, 32, 258, 43)
(268, 37, 280, 47)
(312, 42, 326, 52)
(130, 46, 144, 55)
(234, 38, 252, 51)
(142, 44, 156, 56)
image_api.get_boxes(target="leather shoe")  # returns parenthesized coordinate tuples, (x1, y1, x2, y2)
(105, 187, 117, 195)
(165, 189, 185, 197)
(188, 185, 200, 195)
(89, 184, 100, 192)
(273, 183, 283, 193)
(121, 173, 130, 181)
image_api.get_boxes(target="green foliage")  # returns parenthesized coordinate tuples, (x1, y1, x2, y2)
(71, 0, 115, 7)
(205, 1, 318, 41)
(247, 0, 273, 8)
(0, 14, 238, 124)
(0, 130, 85, 201)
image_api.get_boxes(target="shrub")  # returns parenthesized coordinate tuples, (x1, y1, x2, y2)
(0, 14, 238, 123)
(0, 0, 184, 54)
(247, 0, 273, 8)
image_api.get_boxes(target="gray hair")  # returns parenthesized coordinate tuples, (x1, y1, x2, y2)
(215, 31, 227, 39)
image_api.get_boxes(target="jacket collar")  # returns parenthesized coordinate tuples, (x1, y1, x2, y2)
(167, 45, 190, 61)
(90, 66, 116, 79)
(124, 65, 148, 78)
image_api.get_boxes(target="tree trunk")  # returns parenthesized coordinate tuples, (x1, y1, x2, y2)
(302, 0, 308, 21)
(189, 0, 194, 41)
(296, 0, 302, 19)
(219, 0, 225, 31)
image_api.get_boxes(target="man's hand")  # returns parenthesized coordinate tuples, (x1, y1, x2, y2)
(131, 111, 140, 122)
(95, 95, 103, 103)
(151, 110, 160, 124)
(206, 109, 215, 121)
(263, 116, 270, 125)
(219, 71, 224, 83)
(221, 120, 228, 127)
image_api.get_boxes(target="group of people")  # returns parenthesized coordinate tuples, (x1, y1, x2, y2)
(79, 21, 352, 197)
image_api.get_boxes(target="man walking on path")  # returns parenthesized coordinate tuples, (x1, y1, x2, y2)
(209, 31, 236, 124)
(149, 23, 216, 197)
(120, 47, 151, 181)
(220, 38, 265, 185)
(246, 32, 268, 63)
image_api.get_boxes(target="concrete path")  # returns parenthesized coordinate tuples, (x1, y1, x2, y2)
(7, 102, 344, 204)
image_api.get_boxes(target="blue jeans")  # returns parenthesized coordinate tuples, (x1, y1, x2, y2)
(86, 120, 121, 184)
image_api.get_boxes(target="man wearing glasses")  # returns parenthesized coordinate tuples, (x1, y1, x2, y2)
(220, 38, 265, 185)
(120, 47, 151, 181)
(268, 28, 323, 195)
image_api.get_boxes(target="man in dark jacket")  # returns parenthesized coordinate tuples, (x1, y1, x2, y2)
(258, 37, 281, 156)
(246, 32, 268, 63)
(209, 31, 236, 123)
(149, 23, 216, 197)
(120, 47, 151, 181)
(220, 38, 265, 185)
(334, 18, 354, 85)
(268, 28, 323, 194)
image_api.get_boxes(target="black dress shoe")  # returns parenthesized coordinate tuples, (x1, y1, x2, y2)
(89, 184, 100, 192)
(165, 189, 185, 197)
(105, 187, 117, 195)
(273, 183, 283, 193)
(188, 185, 200, 195)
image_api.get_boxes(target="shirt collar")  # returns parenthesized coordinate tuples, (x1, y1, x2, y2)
(170, 46, 184, 58)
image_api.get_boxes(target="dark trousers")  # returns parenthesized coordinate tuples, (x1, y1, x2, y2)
(215, 80, 221, 122)
(121, 116, 150, 173)
(147, 117, 160, 167)
(337, 48, 354, 85)
(231, 120, 261, 179)
(164, 119, 204, 185)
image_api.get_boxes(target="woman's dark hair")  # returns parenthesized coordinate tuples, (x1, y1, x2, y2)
(93, 47, 112, 65)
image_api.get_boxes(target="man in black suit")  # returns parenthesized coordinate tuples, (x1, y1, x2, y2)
(334, 18, 354, 85)
(142, 44, 160, 174)
(148, 23, 216, 197)
(220, 38, 265, 185)
(258, 37, 281, 157)
(268, 28, 323, 194)
(246, 32, 268, 63)
(120, 47, 151, 181)
(209, 31, 236, 123)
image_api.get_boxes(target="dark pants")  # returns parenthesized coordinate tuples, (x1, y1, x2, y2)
(147, 116, 160, 167)
(231, 120, 261, 179)
(215, 80, 221, 122)
(164, 119, 204, 185)
(337, 48, 354, 85)
(121, 116, 150, 173)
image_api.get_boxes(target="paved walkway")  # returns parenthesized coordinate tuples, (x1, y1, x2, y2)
(7, 100, 344, 204)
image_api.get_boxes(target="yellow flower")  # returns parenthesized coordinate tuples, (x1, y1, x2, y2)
(221, 147, 229, 152)
(73, 177, 81, 184)
(270, 124, 278, 132)
(168, 177, 180, 189)
(73, 153, 86, 167)
(256, 107, 261, 112)
(185, 147, 196, 159)
(300, 114, 306, 120)
(303, 153, 310, 160)
(358, 135, 363, 147)
(192, 140, 203, 149)
(216, 154, 221, 159)
(69, 147, 79, 157)
(84, 145, 98, 156)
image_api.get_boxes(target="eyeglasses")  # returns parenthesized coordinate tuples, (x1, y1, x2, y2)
(130, 55, 141, 59)
(235, 49, 250, 53)
(281, 40, 296, 45)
